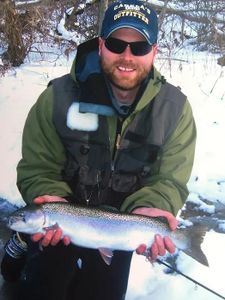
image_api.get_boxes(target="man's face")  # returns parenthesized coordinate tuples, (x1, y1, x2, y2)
(99, 28, 157, 91)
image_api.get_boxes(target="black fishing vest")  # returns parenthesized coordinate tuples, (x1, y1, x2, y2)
(51, 74, 186, 208)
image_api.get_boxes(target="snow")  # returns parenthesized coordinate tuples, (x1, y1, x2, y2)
(57, 15, 82, 43)
(1, 46, 225, 299)
(16, 0, 41, 6)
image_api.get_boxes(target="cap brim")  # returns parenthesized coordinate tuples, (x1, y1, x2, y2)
(105, 24, 152, 45)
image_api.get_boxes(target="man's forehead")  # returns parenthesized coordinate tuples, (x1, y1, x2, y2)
(109, 27, 148, 41)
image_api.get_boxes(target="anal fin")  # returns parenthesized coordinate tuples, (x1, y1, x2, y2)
(98, 248, 114, 265)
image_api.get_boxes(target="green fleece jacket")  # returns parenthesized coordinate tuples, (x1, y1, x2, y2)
(17, 46, 196, 216)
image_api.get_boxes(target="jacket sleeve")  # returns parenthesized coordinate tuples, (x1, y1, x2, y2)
(17, 86, 73, 204)
(120, 100, 196, 216)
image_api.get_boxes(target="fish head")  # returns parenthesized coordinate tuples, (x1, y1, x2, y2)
(7, 205, 45, 234)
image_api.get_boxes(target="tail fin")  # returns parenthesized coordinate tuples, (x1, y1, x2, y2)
(181, 224, 209, 266)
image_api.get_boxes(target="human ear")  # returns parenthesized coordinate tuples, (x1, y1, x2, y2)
(98, 37, 104, 56)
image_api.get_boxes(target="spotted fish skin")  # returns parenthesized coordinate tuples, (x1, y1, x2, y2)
(7, 202, 208, 266)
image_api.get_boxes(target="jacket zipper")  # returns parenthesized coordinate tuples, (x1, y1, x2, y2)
(112, 118, 123, 171)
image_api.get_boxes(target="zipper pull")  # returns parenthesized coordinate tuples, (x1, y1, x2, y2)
(116, 133, 121, 149)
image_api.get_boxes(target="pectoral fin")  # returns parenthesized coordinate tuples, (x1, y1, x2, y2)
(98, 248, 114, 265)
(43, 222, 59, 231)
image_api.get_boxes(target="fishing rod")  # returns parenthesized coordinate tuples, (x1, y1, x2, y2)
(156, 259, 225, 300)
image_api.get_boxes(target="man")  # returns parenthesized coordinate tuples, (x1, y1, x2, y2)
(9, 0, 196, 299)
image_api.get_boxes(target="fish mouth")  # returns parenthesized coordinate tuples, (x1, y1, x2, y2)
(7, 216, 29, 231)
(7, 216, 19, 228)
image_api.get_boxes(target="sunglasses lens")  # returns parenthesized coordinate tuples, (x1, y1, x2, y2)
(104, 38, 152, 56)
(105, 38, 127, 54)
(131, 42, 152, 56)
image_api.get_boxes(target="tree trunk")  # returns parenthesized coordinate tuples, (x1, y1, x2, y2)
(2, 0, 27, 66)
(98, 0, 108, 36)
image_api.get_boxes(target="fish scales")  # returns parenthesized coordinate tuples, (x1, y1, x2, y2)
(7, 202, 209, 266)
(41, 203, 166, 250)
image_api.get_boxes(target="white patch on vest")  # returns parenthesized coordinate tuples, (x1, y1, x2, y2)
(67, 102, 98, 131)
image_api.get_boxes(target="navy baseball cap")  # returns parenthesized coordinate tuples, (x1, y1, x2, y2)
(100, 0, 158, 45)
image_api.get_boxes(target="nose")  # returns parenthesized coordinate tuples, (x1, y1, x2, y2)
(121, 45, 133, 59)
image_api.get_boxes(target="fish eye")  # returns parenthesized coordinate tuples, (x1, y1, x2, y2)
(22, 214, 27, 223)
(17, 212, 27, 222)
(17, 211, 30, 223)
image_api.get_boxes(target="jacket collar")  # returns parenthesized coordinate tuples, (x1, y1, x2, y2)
(70, 38, 164, 116)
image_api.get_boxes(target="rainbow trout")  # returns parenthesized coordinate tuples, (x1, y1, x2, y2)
(7, 202, 208, 266)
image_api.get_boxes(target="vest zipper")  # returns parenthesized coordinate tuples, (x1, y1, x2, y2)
(112, 118, 123, 170)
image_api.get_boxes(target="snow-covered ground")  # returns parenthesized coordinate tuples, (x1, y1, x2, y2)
(126, 50, 225, 300)
(0, 47, 225, 300)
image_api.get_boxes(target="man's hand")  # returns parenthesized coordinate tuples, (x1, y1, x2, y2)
(31, 195, 71, 247)
(132, 207, 178, 261)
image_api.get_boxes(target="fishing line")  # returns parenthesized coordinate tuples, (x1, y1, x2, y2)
(156, 259, 225, 300)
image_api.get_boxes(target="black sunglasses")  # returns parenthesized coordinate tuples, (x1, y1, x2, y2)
(104, 37, 153, 56)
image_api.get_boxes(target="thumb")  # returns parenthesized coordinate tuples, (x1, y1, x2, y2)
(166, 215, 178, 231)
(33, 195, 67, 204)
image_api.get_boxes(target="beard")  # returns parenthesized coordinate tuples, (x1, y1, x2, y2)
(100, 56, 149, 91)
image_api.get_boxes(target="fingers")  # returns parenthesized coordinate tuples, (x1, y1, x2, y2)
(166, 215, 178, 231)
(132, 207, 178, 231)
(164, 236, 176, 253)
(31, 228, 71, 247)
(136, 244, 147, 255)
(155, 234, 166, 255)
(63, 236, 71, 246)
(31, 233, 44, 242)
(33, 195, 67, 204)
(33, 196, 46, 204)
(151, 235, 176, 259)
(50, 228, 62, 246)
(136, 235, 176, 261)
(31, 196, 69, 247)
(149, 235, 165, 260)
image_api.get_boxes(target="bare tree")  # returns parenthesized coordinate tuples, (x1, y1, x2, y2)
(1, 0, 32, 66)
(98, 0, 108, 35)
(0, 0, 52, 67)
(154, 0, 225, 53)
(0, 0, 224, 70)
